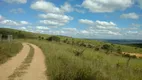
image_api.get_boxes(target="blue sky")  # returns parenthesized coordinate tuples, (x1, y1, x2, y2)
(0, 0, 142, 39)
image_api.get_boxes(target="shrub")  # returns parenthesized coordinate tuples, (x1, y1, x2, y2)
(122, 54, 136, 58)
(101, 44, 111, 50)
(73, 49, 85, 56)
(88, 44, 95, 48)
(63, 38, 68, 43)
(101, 44, 113, 54)
(122, 54, 130, 57)
(95, 47, 100, 51)
(131, 55, 137, 58)
(117, 47, 122, 54)
(47, 36, 60, 42)
(79, 42, 88, 47)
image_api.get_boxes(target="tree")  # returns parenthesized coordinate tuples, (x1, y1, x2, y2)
(117, 46, 122, 54)
(101, 44, 113, 54)
(47, 36, 60, 42)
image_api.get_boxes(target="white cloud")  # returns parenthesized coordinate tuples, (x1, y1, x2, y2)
(3, 0, 27, 4)
(47, 28, 78, 36)
(40, 20, 64, 26)
(20, 21, 29, 25)
(75, 4, 82, 8)
(21, 27, 27, 30)
(95, 20, 116, 27)
(120, 12, 139, 19)
(131, 23, 141, 27)
(61, 2, 74, 12)
(80, 30, 89, 34)
(127, 31, 138, 34)
(79, 19, 94, 25)
(95, 20, 118, 30)
(0, 15, 29, 26)
(137, 0, 142, 9)
(0, 15, 4, 21)
(0, 20, 29, 26)
(31, 1, 74, 28)
(90, 29, 121, 36)
(75, 9, 85, 14)
(63, 28, 77, 32)
(39, 13, 73, 27)
(0, 20, 19, 26)
(31, 1, 62, 13)
(31, 1, 74, 14)
(108, 31, 121, 35)
(38, 13, 73, 23)
(36, 26, 49, 30)
(10, 8, 25, 14)
(79, 19, 118, 30)
(78, 19, 121, 37)
(82, 0, 133, 13)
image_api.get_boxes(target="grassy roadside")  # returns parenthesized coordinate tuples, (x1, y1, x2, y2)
(0, 41, 22, 65)
(8, 44, 34, 80)
(21, 39, 142, 80)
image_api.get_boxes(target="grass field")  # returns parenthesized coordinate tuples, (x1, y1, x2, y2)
(1, 28, 142, 80)
(0, 41, 22, 65)
(21, 39, 142, 80)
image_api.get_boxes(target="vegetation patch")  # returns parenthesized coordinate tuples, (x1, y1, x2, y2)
(24, 39, 142, 80)
(47, 36, 60, 42)
(0, 41, 22, 65)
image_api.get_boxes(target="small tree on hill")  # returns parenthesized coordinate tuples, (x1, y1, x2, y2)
(101, 44, 113, 55)
(117, 46, 122, 54)
(47, 36, 60, 42)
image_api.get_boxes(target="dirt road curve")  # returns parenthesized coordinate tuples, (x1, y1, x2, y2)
(122, 52, 142, 58)
(20, 43, 47, 80)
(0, 43, 47, 80)
(0, 43, 30, 80)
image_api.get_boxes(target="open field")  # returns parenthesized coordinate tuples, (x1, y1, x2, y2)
(0, 28, 142, 80)
(22, 39, 142, 80)
(1, 0, 142, 79)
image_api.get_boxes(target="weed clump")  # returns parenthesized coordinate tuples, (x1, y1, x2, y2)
(73, 48, 85, 56)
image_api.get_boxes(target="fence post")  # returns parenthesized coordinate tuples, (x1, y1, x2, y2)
(8, 35, 13, 42)
(0, 34, 2, 41)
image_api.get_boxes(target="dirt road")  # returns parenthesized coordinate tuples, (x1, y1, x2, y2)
(20, 43, 47, 80)
(0, 43, 47, 80)
(122, 52, 142, 58)
(0, 43, 30, 80)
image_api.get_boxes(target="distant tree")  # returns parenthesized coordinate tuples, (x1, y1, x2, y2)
(38, 36, 44, 40)
(95, 47, 100, 51)
(47, 36, 60, 42)
(41, 37, 44, 40)
(63, 38, 68, 43)
(38, 36, 41, 40)
(101, 44, 110, 50)
(117, 46, 122, 54)
(101, 44, 114, 55)
(71, 39, 75, 45)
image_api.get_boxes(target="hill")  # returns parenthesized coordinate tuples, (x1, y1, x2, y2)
(0, 28, 142, 80)
(0, 28, 142, 54)
(0, 28, 49, 39)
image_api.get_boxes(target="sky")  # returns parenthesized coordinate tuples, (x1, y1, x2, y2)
(0, 0, 142, 39)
